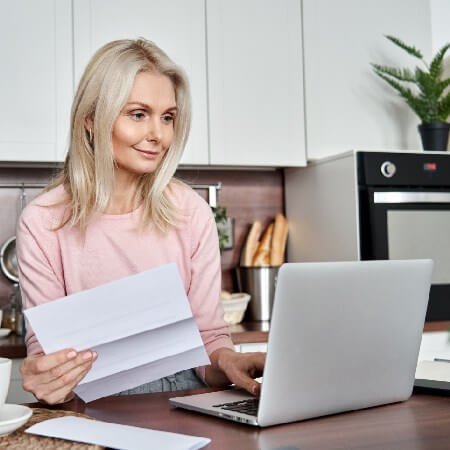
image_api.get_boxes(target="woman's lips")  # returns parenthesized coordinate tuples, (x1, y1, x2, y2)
(133, 147, 160, 156)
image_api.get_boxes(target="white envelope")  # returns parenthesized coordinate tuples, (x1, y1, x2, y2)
(24, 263, 210, 402)
(26, 416, 210, 450)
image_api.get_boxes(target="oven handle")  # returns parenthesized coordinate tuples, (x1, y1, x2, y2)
(374, 191, 450, 204)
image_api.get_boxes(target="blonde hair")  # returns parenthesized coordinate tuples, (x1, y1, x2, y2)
(48, 38, 191, 232)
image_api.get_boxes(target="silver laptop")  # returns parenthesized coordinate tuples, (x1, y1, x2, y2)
(170, 260, 433, 427)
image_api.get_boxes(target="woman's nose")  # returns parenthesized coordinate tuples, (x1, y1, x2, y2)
(145, 117, 162, 142)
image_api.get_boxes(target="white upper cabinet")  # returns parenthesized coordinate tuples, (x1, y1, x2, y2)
(0, 0, 72, 162)
(0, 0, 306, 166)
(207, 0, 306, 167)
(302, 0, 432, 160)
(72, 0, 209, 165)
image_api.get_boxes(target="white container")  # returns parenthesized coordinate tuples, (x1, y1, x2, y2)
(0, 358, 12, 408)
(221, 293, 251, 325)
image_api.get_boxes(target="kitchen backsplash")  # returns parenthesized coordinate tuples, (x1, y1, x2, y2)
(178, 169, 284, 291)
(0, 166, 284, 307)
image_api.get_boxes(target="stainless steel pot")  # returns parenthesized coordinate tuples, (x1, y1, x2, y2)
(235, 266, 280, 321)
(0, 236, 18, 283)
(0, 187, 26, 284)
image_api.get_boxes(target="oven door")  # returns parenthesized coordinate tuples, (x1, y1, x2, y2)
(359, 188, 450, 321)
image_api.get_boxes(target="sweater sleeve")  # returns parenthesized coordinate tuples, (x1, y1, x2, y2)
(16, 206, 66, 356)
(188, 199, 235, 381)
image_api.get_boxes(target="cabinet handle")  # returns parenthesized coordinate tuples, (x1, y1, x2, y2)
(374, 192, 450, 204)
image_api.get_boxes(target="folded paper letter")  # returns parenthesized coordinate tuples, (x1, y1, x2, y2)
(25, 263, 210, 402)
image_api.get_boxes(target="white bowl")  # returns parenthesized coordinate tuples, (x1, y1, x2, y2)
(0, 404, 33, 436)
(221, 293, 251, 325)
(0, 328, 11, 339)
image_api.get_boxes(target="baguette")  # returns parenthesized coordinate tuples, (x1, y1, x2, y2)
(252, 222, 274, 267)
(240, 221, 262, 266)
(270, 213, 288, 266)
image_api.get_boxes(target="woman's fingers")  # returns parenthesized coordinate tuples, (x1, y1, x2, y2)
(23, 350, 95, 392)
(36, 360, 94, 405)
(21, 349, 98, 404)
(46, 350, 96, 383)
(45, 356, 96, 392)
(229, 366, 260, 395)
(248, 352, 265, 371)
(21, 348, 77, 377)
(223, 352, 266, 395)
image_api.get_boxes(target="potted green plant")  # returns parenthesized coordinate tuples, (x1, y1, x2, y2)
(372, 35, 450, 151)
(212, 206, 233, 251)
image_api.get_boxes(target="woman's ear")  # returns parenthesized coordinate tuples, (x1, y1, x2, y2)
(84, 117, 94, 144)
(84, 117, 93, 134)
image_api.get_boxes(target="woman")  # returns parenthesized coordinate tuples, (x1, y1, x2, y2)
(17, 38, 265, 405)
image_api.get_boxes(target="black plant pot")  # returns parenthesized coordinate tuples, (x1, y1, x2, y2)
(418, 121, 450, 151)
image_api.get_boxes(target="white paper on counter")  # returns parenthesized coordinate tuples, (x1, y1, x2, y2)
(417, 331, 450, 362)
(416, 360, 450, 382)
(26, 416, 210, 450)
(24, 263, 210, 402)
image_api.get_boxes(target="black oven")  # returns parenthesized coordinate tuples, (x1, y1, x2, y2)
(358, 151, 450, 321)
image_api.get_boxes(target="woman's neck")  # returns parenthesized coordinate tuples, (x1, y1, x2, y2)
(105, 194, 137, 215)
(105, 169, 141, 215)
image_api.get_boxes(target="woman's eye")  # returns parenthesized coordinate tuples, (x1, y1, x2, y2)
(162, 114, 175, 123)
(128, 111, 146, 121)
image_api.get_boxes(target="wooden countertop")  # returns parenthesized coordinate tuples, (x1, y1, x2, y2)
(0, 333, 27, 358)
(423, 321, 450, 332)
(28, 388, 450, 449)
(2, 321, 448, 359)
(228, 321, 269, 344)
(0, 322, 271, 359)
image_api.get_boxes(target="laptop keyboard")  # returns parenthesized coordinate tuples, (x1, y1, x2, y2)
(212, 398, 259, 416)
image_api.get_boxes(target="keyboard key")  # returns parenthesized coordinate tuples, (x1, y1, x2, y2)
(214, 398, 259, 416)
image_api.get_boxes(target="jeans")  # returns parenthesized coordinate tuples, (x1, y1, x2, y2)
(116, 368, 206, 395)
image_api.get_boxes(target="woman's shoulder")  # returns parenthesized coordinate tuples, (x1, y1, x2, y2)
(20, 184, 69, 229)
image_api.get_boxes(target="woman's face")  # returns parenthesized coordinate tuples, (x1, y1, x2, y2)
(112, 71, 177, 177)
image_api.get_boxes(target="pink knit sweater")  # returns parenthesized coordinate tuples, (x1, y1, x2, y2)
(16, 182, 234, 381)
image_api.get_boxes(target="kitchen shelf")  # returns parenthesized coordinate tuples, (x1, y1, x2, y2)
(229, 321, 269, 345)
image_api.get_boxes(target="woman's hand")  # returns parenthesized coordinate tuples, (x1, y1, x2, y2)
(20, 348, 97, 404)
(207, 348, 265, 395)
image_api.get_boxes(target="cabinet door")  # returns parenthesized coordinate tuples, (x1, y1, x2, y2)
(0, 0, 72, 162)
(302, 0, 431, 159)
(207, 0, 306, 167)
(73, 0, 208, 165)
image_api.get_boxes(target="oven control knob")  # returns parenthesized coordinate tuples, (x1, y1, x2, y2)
(380, 161, 396, 178)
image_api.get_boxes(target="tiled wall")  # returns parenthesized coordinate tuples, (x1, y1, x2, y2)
(0, 165, 284, 308)
(0, 166, 59, 308)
